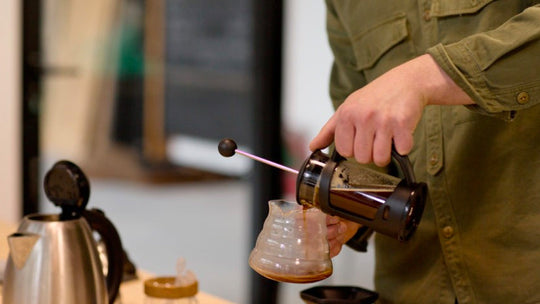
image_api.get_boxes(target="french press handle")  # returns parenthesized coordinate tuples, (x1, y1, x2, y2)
(330, 144, 417, 184)
(390, 147, 416, 184)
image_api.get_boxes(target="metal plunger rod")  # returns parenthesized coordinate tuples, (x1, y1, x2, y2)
(218, 138, 299, 175)
(235, 148, 299, 174)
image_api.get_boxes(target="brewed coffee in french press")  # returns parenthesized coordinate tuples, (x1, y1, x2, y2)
(218, 138, 427, 241)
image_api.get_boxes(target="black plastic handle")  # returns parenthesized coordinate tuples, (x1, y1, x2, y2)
(82, 209, 124, 304)
(390, 147, 416, 184)
(330, 144, 416, 185)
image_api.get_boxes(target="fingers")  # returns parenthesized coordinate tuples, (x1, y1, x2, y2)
(334, 119, 356, 158)
(371, 128, 393, 167)
(393, 129, 414, 156)
(326, 221, 347, 258)
(326, 220, 346, 240)
(311, 99, 417, 165)
(326, 215, 340, 225)
(328, 238, 344, 258)
(326, 215, 364, 258)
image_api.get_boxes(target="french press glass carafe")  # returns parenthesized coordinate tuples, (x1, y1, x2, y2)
(296, 148, 427, 241)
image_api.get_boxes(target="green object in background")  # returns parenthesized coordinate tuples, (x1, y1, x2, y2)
(116, 22, 144, 77)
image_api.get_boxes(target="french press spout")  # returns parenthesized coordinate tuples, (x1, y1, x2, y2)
(296, 148, 427, 241)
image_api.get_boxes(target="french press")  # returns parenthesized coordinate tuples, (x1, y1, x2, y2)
(218, 138, 427, 241)
(296, 149, 427, 241)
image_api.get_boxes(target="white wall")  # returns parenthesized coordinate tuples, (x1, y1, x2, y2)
(282, 0, 335, 144)
(0, 0, 21, 223)
(280, 1, 375, 303)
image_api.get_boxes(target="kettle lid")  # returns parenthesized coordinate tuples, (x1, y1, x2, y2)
(44, 160, 90, 219)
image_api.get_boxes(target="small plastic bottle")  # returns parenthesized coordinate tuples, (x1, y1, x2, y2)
(144, 276, 198, 304)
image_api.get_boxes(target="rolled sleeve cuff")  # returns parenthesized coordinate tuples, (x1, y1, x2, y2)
(427, 43, 515, 120)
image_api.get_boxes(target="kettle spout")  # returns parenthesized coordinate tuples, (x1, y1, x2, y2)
(8, 233, 40, 269)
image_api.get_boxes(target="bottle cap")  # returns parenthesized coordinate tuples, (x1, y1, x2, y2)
(144, 276, 198, 299)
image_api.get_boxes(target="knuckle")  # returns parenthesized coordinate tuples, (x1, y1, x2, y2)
(355, 154, 371, 164)
(335, 142, 353, 158)
(354, 146, 372, 164)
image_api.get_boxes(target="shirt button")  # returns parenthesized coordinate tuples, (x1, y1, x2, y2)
(429, 153, 439, 166)
(442, 226, 454, 239)
(423, 9, 432, 21)
(516, 91, 530, 104)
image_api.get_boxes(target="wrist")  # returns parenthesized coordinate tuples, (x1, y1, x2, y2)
(414, 54, 474, 106)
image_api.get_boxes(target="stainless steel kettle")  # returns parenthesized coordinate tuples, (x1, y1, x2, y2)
(3, 160, 124, 304)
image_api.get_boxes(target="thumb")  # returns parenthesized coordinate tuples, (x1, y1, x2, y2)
(309, 115, 337, 151)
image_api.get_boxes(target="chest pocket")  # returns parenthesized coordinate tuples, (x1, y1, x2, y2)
(349, 13, 415, 79)
(430, 0, 496, 17)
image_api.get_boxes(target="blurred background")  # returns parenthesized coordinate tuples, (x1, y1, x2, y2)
(0, 0, 374, 303)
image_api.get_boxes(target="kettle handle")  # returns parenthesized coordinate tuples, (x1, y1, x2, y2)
(82, 208, 124, 304)
(330, 144, 417, 185)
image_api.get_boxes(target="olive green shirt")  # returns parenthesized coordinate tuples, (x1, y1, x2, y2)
(325, 1, 540, 303)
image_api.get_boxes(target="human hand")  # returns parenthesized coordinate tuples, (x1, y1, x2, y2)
(326, 215, 361, 258)
(310, 54, 473, 166)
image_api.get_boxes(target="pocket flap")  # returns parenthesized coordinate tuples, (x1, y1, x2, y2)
(351, 14, 409, 70)
(430, 0, 495, 17)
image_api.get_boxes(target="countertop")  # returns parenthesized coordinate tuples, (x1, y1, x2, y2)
(0, 219, 236, 304)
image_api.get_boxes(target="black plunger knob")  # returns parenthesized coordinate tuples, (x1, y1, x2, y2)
(218, 138, 237, 157)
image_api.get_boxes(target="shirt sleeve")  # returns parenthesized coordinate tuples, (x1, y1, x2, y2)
(427, 5, 540, 117)
(325, 0, 368, 109)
